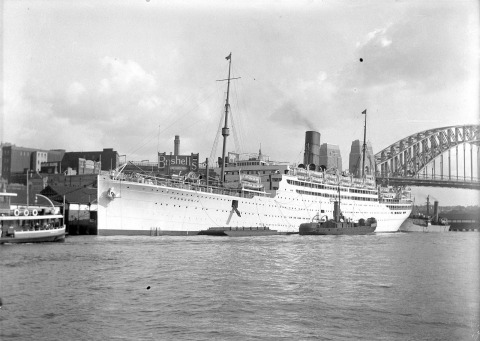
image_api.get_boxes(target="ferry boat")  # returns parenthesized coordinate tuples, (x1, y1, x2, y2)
(0, 192, 66, 244)
(96, 54, 413, 236)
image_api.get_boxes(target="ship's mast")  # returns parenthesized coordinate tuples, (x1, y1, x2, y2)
(220, 54, 232, 184)
(362, 109, 367, 178)
(218, 53, 240, 185)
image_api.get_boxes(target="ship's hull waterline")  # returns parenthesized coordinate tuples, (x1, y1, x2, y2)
(97, 173, 412, 236)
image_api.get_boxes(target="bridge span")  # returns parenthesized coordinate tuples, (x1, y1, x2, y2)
(374, 125, 480, 189)
(375, 175, 480, 190)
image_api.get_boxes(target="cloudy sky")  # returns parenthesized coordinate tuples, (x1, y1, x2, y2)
(2, 0, 479, 205)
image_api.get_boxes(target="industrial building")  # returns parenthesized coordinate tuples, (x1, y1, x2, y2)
(123, 135, 200, 176)
(1, 145, 118, 184)
(60, 148, 119, 173)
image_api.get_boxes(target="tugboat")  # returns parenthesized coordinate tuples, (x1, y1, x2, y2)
(299, 188, 377, 235)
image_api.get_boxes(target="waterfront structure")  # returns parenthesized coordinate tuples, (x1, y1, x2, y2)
(157, 135, 200, 175)
(1, 145, 37, 182)
(1, 145, 65, 183)
(319, 143, 342, 172)
(157, 152, 199, 175)
(42, 149, 66, 174)
(61, 148, 119, 172)
(32, 151, 48, 172)
(120, 135, 200, 176)
(349, 140, 375, 177)
(0, 143, 12, 179)
(40, 182, 98, 235)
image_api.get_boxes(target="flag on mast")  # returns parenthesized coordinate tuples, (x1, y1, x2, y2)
(362, 109, 366, 115)
(225, 53, 231, 60)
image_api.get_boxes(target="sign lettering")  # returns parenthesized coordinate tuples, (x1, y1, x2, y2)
(158, 153, 199, 172)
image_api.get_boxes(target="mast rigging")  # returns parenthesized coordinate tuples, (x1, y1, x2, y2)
(217, 53, 240, 184)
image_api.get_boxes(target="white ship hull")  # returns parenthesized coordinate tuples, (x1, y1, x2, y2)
(399, 218, 451, 232)
(97, 172, 412, 235)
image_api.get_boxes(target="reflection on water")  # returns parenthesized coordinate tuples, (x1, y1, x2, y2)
(1, 233, 479, 341)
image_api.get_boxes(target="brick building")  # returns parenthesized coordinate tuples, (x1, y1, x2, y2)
(60, 148, 119, 172)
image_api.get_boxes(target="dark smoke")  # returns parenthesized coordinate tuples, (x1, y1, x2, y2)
(270, 101, 316, 130)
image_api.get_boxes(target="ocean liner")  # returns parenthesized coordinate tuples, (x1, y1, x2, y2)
(96, 54, 413, 235)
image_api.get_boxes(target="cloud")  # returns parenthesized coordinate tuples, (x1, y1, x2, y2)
(66, 82, 86, 105)
(99, 56, 157, 94)
(358, 25, 393, 49)
(138, 96, 162, 111)
(63, 57, 162, 121)
(351, 9, 475, 93)
(380, 37, 392, 47)
(6, 57, 167, 154)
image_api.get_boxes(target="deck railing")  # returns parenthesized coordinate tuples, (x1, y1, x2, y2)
(110, 172, 267, 198)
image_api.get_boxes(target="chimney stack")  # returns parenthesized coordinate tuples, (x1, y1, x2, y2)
(433, 201, 439, 223)
(174, 135, 180, 155)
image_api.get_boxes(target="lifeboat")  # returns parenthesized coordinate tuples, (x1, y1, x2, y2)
(240, 174, 261, 183)
(241, 181, 264, 190)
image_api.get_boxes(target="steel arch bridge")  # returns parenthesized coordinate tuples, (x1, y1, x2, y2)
(374, 125, 480, 189)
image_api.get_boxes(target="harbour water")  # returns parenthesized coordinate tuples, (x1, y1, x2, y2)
(1, 233, 479, 340)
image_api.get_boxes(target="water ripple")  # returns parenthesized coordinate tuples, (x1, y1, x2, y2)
(0, 233, 478, 340)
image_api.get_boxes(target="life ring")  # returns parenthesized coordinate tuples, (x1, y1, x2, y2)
(14, 209, 20, 216)
(32, 209, 38, 216)
(24, 209, 30, 216)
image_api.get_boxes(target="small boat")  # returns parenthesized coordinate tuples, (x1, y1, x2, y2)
(299, 188, 377, 235)
(400, 196, 450, 233)
(0, 192, 66, 244)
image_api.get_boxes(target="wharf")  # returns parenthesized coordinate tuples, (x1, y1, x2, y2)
(443, 214, 479, 232)
(449, 221, 479, 232)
